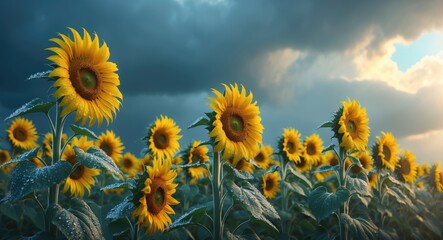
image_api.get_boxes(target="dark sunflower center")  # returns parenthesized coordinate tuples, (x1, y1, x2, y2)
(70, 165, 85, 180)
(69, 59, 101, 100)
(146, 178, 167, 215)
(295, 158, 307, 168)
(236, 159, 246, 170)
(330, 157, 339, 166)
(401, 159, 411, 175)
(286, 141, 296, 154)
(191, 150, 204, 164)
(382, 145, 391, 161)
(123, 158, 133, 169)
(67, 155, 77, 165)
(0, 152, 7, 163)
(306, 143, 316, 155)
(220, 109, 246, 142)
(255, 152, 265, 163)
(347, 120, 357, 134)
(153, 131, 169, 150)
(265, 179, 273, 191)
(100, 142, 113, 156)
(13, 127, 27, 141)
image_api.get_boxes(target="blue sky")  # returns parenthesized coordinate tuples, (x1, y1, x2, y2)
(1, 0, 443, 164)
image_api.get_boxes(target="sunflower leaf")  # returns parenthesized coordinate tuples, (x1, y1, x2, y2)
(315, 164, 339, 173)
(385, 186, 418, 212)
(101, 179, 136, 191)
(5, 98, 55, 121)
(287, 166, 313, 188)
(1, 160, 71, 203)
(168, 206, 207, 231)
(50, 198, 102, 240)
(70, 124, 98, 139)
(0, 147, 40, 168)
(346, 173, 370, 195)
(340, 213, 377, 240)
(224, 163, 254, 180)
(308, 186, 350, 221)
(27, 70, 53, 81)
(106, 196, 135, 220)
(322, 144, 336, 153)
(264, 165, 279, 175)
(284, 181, 307, 197)
(188, 116, 210, 129)
(74, 146, 122, 176)
(318, 121, 333, 129)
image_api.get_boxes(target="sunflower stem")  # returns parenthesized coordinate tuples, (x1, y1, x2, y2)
(212, 151, 222, 240)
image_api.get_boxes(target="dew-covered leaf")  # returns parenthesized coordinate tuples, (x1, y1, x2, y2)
(74, 146, 122, 176)
(27, 70, 53, 81)
(5, 98, 55, 121)
(172, 161, 206, 170)
(315, 164, 339, 173)
(106, 196, 135, 220)
(308, 186, 350, 221)
(0, 147, 40, 168)
(168, 206, 207, 231)
(340, 213, 377, 240)
(70, 124, 98, 139)
(2, 160, 71, 203)
(101, 179, 136, 191)
(288, 166, 313, 188)
(188, 116, 210, 129)
(346, 173, 370, 195)
(224, 163, 254, 180)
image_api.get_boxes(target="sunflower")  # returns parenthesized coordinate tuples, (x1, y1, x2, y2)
(29, 149, 45, 168)
(253, 145, 273, 169)
(418, 163, 430, 177)
(47, 28, 122, 127)
(120, 152, 142, 177)
(6, 117, 38, 150)
(372, 132, 399, 172)
(171, 156, 183, 174)
(133, 158, 180, 235)
(430, 163, 443, 192)
(185, 141, 210, 182)
(61, 136, 100, 197)
(349, 150, 373, 175)
(334, 99, 370, 151)
(294, 157, 312, 173)
(368, 172, 377, 189)
(303, 134, 324, 166)
(315, 151, 338, 182)
(208, 84, 263, 165)
(228, 158, 255, 174)
(0, 149, 12, 173)
(262, 171, 281, 200)
(146, 115, 181, 160)
(140, 154, 153, 172)
(96, 130, 124, 164)
(279, 128, 303, 164)
(398, 150, 418, 184)
(43, 132, 68, 158)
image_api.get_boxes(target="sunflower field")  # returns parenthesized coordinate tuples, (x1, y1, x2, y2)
(1, 28, 443, 240)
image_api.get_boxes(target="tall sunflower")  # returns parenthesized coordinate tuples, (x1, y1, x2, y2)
(6, 117, 38, 150)
(262, 171, 281, 200)
(133, 158, 180, 235)
(430, 162, 443, 192)
(315, 151, 338, 182)
(349, 150, 373, 174)
(61, 136, 100, 197)
(398, 150, 418, 184)
(294, 157, 312, 173)
(43, 132, 68, 158)
(96, 130, 124, 164)
(368, 172, 377, 189)
(334, 99, 370, 151)
(303, 134, 324, 166)
(253, 145, 273, 169)
(279, 128, 303, 164)
(47, 28, 122, 126)
(120, 152, 142, 177)
(418, 163, 430, 177)
(185, 141, 210, 182)
(372, 132, 399, 172)
(208, 84, 263, 165)
(146, 115, 181, 160)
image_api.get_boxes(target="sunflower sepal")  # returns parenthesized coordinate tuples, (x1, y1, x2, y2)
(188, 116, 210, 129)
(168, 206, 207, 232)
(27, 70, 53, 81)
(0, 147, 40, 168)
(70, 124, 98, 139)
(73, 146, 122, 176)
(5, 98, 55, 121)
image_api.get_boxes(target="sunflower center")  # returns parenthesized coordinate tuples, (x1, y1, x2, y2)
(146, 178, 167, 215)
(100, 142, 113, 156)
(220, 109, 246, 142)
(70, 59, 101, 100)
(306, 143, 316, 155)
(347, 120, 357, 134)
(123, 158, 133, 169)
(255, 152, 265, 163)
(295, 158, 307, 168)
(265, 179, 273, 191)
(382, 145, 391, 161)
(401, 159, 411, 175)
(153, 131, 169, 150)
(286, 141, 296, 154)
(13, 127, 27, 142)
(0, 152, 7, 163)
(70, 165, 85, 180)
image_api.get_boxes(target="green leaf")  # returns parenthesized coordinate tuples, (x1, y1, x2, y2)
(287, 166, 313, 188)
(315, 164, 339, 173)
(168, 206, 207, 231)
(322, 144, 336, 153)
(346, 173, 370, 195)
(172, 161, 207, 170)
(5, 98, 55, 121)
(70, 124, 98, 139)
(340, 213, 377, 240)
(188, 116, 210, 129)
(106, 196, 135, 220)
(284, 181, 307, 197)
(50, 198, 103, 240)
(2, 160, 71, 203)
(224, 163, 254, 180)
(291, 202, 316, 220)
(27, 70, 53, 81)
(74, 146, 122, 176)
(21, 231, 54, 240)
(0, 147, 40, 168)
(0, 201, 23, 222)
(385, 187, 418, 212)
(308, 186, 350, 221)
(264, 165, 279, 175)
(318, 121, 333, 129)
(101, 179, 136, 191)
(229, 181, 280, 232)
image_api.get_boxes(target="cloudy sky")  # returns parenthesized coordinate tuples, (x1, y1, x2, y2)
(1, 0, 443, 164)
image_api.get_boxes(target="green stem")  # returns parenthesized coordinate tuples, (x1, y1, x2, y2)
(279, 154, 288, 235)
(232, 219, 251, 235)
(212, 151, 222, 240)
